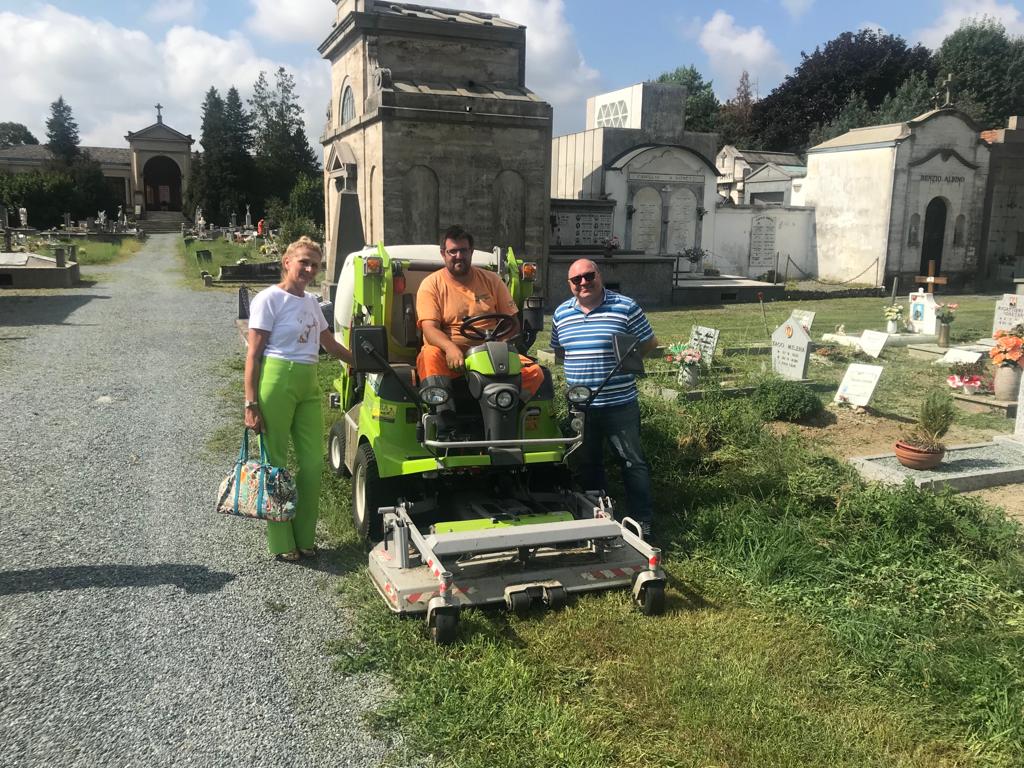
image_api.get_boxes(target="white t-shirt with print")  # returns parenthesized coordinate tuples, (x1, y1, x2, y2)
(248, 285, 328, 364)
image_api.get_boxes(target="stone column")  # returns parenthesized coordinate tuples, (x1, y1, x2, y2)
(55, 247, 65, 268)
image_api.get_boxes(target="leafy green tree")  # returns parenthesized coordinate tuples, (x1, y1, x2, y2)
(189, 87, 227, 221)
(0, 122, 38, 149)
(656, 65, 719, 132)
(249, 67, 319, 207)
(222, 86, 255, 217)
(45, 96, 80, 166)
(807, 92, 874, 146)
(936, 17, 1024, 128)
(717, 70, 758, 147)
(752, 29, 934, 152)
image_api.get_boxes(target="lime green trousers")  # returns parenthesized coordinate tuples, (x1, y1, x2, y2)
(258, 356, 323, 554)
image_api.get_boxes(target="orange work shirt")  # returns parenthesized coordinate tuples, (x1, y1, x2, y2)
(416, 266, 518, 350)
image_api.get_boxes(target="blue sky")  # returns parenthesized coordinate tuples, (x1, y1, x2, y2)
(1, 0, 1021, 149)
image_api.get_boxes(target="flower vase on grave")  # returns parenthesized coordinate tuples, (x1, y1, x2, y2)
(677, 366, 698, 389)
(886, 320, 899, 334)
(937, 323, 950, 348)
(993, 365, 1022, 401)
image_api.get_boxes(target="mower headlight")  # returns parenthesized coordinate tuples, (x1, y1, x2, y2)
(566, 385, 592, 404)
(420, 386, 450, 406)
(495, 390, 515, 409)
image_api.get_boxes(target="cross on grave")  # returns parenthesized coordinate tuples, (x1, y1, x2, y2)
(914, 260, 948, 294)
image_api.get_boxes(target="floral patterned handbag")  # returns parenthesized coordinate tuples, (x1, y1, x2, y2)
(215, 429, 296, 522)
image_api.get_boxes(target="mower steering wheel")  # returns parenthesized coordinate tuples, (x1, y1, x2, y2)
(460, 312, 520, 343)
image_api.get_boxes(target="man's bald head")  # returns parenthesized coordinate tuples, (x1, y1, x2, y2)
(567, 258, 603, 307)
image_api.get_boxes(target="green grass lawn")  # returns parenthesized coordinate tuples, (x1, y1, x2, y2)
(179, 236, 269, 285)
(211, 287, 1024, 768)
(24, 236, 144, 266)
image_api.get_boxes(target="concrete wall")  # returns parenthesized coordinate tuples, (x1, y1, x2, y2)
(795, 145, 895, 284)
(712, 206, 816, 278)
(744, 178, 793, 205)
(544, 254, 674, 308)
(981, 118, 1024, 286)
(375, 35, 521, 87)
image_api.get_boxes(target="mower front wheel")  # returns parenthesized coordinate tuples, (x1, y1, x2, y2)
(328, 422, 350, 478)
(637, 580, 666, 616)
(430, 610, 459, 645)
(352, 444, 385, 542)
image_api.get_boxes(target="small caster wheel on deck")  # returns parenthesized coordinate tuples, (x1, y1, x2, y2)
(429, 609, 459, 645)
(507, 590, 531, 617)
(636, 580, 666, 616)
(543, 586, 568, 611)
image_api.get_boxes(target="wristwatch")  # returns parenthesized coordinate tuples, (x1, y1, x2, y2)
(244, 400, 259, 409)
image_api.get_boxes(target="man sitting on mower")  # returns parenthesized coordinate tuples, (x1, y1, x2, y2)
(416, 225, 543, 430)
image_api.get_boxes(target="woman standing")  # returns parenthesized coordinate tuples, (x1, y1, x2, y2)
(243, 237, 352, 561)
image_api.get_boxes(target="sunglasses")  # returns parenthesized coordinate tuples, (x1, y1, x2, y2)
(568, 271, 597, 286)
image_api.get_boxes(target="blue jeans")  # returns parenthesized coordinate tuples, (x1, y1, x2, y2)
(579, 400, 652, 525)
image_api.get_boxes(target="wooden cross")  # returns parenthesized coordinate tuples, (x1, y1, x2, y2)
(914, 260, 948, 294)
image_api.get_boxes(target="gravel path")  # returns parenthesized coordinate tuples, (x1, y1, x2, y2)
(0, 235, 392, 767)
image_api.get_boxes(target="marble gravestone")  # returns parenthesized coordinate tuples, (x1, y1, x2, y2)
(859, 330, 888, 358)
(749, 214, 777, 273)
(631, 187, 662, 255)
(992, 294, 1024, 335)
(771, 318, 811, 380)
(789, 309, 815, 332)
(835, 364, 883, 407)
(907, 290, 938, 334)
(688, 325, 720, 361)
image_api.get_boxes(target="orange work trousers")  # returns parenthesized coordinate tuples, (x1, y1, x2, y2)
(417, 345, 543, 397)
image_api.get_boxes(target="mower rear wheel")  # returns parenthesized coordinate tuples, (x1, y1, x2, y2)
(508, 591, 531, 617)
(544, 586, 568, 611)
(638, 581, 666, 616)
(328, 422, 350, 478)
(352, 444, 386, 542)
(430, 611, 458, 645)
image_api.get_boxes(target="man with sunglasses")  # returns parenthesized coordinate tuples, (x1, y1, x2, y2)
(416, 225, 543, 427)
(551, 260, 660, 538)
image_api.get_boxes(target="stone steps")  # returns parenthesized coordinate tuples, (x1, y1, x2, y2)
(140, 212, 187, 234)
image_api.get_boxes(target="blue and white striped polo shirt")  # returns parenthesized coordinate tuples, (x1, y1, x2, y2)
(550, 290, 654, 408)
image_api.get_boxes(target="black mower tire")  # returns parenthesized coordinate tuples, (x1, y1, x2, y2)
(508, 591, 531, 617)
(328, 421, 350, 478)
(638, 581, 666, 617)
(352, 443, 386, 542)
(430, 611, 459, 645)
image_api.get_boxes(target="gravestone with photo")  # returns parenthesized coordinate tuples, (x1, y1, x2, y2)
(992, 294, 1024, 335)
(907, 290, 938, 334)
(834, 364, 883, 407)
(688, 325, 720, 361)
(771, 318, 811, 380)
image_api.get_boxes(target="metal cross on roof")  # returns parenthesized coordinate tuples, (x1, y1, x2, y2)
(155, 103, 164, 123)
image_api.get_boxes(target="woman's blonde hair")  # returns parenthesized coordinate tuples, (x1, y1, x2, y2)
(282, 235, 323, 264)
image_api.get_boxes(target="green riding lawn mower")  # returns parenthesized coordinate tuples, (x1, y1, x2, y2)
(327, 244, 665, 644)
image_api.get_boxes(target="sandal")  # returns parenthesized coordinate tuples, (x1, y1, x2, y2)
(299, 547, 319, 558)
(275, 550, 301, 562)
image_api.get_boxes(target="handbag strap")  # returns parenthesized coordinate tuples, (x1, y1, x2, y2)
(258, 433, 270, 466)
(239, 428, 252, 463)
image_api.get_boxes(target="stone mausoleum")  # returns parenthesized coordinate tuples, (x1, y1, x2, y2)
(317, 0, 552, 296)
(0, 107, 193, 215)
(792, 105, 991, 288)
(547, 81, 720, 305)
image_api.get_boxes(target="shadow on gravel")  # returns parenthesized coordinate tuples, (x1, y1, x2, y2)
(0, 564, 236, 595)
(0, 294, 109, 326)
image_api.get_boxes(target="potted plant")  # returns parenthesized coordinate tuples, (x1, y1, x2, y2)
(934, 303, 958, 347)
(894, 390, 955, 470)
(989, 323, 1024, 400)
(665, 342, 702, 388)
(882, 303, 904, 334)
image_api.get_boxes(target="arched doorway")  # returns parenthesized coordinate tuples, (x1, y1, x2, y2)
(143, 156, 182, 212)
(921, 197, 948, 274)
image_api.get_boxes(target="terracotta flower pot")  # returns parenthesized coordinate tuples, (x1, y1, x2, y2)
(993, 365, 1022, 401)
(894, 440, 945, 470)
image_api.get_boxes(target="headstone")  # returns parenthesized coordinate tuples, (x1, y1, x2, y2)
(665, 187, 697, 254)
(859, 330, 889, 358)
(19, 207, 27, 227)
(0, 206, 8, 230)
(992, 294, 1024, 334)
(631, 187, 662, 254)
(688, 325, 720, 361)
(937, 349, 983, 365)
(63, 212, 71, 231)
(1015, 373, 1024, 440)
(771, 318, 811, 380)
(245, 204, 252, 229)
(907, 290, 937, 334)
(230, 212, 237, 228)
(789, 309, 815, 332)
(834, 364, 884, 407)
(749, 214, 777, 273)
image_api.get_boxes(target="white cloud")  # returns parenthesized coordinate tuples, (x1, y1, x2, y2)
(0, 6, 329, 154)
(781, 0, 815, 19)
(245, 0, 335, 44)
(697, 11, 788, 99)
(145, 0, 202, 25)
(915, 0, 1024, 48)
